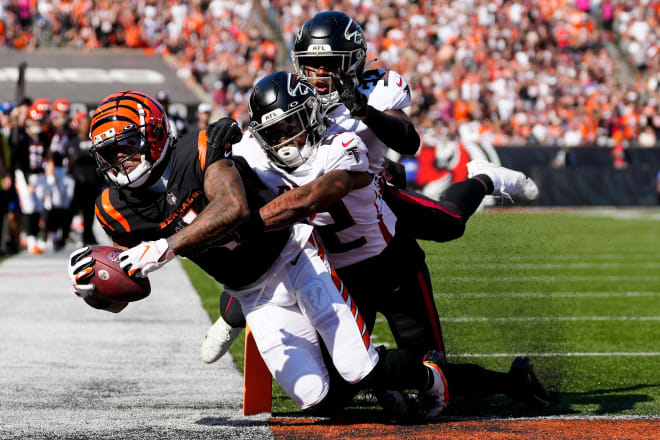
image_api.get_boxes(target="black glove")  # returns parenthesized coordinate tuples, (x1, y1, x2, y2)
(331, 71, 368, 120)
(383, 158, 407, 189)
(207, 118, 243, 150)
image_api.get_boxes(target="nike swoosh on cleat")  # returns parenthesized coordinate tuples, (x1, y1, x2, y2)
(342, 139, 353, 147)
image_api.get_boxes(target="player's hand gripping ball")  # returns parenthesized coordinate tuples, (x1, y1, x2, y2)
(68, 246, 151, 303)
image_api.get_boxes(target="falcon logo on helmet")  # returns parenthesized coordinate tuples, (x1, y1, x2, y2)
(288, 74, 311, 98)
(292, 11, 368, 108)
(344, 19, 363, 45)
(90, 90, 173, 188)
(248, 72, 326, 170)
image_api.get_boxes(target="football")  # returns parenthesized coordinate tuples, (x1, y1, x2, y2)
(88, 246, 151, 302)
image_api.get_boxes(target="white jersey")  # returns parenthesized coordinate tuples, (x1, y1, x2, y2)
(234, 131, 396, 269)
(326, 69, 412, 175)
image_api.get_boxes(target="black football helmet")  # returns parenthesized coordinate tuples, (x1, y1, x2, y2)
(248, 71, 326, 170)
(292, 11, 368, 107)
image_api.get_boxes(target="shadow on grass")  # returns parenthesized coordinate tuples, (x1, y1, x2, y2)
(269, 383, 660, 426)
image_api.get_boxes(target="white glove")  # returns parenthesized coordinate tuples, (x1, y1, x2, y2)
(67, 246, 96, 298)
(119, 238, 175, 278)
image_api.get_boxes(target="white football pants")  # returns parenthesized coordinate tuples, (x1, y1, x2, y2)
(229, 229, 379, 409)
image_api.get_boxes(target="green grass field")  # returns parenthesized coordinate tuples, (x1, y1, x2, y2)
(182, 209, 660, 417)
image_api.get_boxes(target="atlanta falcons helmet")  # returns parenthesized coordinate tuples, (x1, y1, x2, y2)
(292, 11, 368, 107)
(248, 71, 326, 170)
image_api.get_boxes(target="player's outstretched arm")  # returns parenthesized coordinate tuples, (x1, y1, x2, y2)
(117, 158, 252, 278)
(332, 72, 420, 155)
(257, 169, 372, 231)
(166, 158, 250, 255)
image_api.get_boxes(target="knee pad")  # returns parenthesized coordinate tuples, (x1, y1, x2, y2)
(291, 373, 329, 411)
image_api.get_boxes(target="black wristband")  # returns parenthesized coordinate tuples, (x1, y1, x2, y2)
(235, 210, 265, 240)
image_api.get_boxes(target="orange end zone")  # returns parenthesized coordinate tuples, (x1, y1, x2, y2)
(269, 418, 659, 440)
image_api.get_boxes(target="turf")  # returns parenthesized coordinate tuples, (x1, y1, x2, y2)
(182, 209, 660, 417)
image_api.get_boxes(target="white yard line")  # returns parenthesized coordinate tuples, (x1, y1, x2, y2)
(448, 352, 660, 358)
(427, 253, 658, 261)
(443, 275, 660, 281)
(434, 262, 660, 269)
(437, 291, 660, 299)
(443, 316, 660, 322)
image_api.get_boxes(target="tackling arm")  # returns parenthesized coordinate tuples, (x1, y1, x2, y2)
(362, 107, 420, 156)
(166, 158, 250, 255)
(257, 169, 372, 231)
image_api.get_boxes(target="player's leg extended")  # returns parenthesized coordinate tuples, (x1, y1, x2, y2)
(383, 178, 488, 242)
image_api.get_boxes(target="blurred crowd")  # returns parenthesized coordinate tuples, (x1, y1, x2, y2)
(2, 1, 660, 253)
(0, 93, 212, 256)
(2, 0, 660, 150)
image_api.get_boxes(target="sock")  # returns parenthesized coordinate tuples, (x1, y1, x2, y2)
(440, 177, 491, 220)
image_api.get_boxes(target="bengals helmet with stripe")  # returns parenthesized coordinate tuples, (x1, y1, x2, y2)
(90, 90, 173, 188)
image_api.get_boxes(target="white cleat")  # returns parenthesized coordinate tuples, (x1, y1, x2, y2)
(467, 159, 539, 201)
(201, 316, 243, 364)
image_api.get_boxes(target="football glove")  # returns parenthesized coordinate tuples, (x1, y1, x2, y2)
(119, 238, 175, 278)
(207, 117, 243, 153)
(331, 71, 368, 120)
(67, 246, 96, 298)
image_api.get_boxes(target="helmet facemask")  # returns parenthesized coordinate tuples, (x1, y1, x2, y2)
(250, 96, 325, 170)
(292, 12, 368, 109)
(292, 50, 365, 108)
(91, 101, 172, 188)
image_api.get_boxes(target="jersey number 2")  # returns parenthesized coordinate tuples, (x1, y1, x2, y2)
(316, 200, 366, 253)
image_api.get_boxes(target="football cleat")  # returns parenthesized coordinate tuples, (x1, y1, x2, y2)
(420, 350, 450, 421)
(200, 315, 243, 364)
(508, 356, 551, 408)
(375, 389, 410, 419)
(467, 160, 539, 201)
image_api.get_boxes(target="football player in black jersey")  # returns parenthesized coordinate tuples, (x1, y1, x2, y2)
(65, 90, 450, 419)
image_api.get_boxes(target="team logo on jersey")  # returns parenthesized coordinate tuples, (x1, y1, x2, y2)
(344, 19, 363, 44)
(345, 146, 360, 163)
(166, 192, 177, 206)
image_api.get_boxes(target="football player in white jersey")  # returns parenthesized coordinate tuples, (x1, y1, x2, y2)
(291, 11, 538, 244)
(289, 10, 548, 407)
(243, 71, 449, 418)
(203, 13, 549, 413)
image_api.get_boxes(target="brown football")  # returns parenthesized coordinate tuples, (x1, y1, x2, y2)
(88, 246, 151, 302)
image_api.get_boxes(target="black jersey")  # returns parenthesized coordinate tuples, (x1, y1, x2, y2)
(95, 128, 291, 290)
(11, 128, 50, 175)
